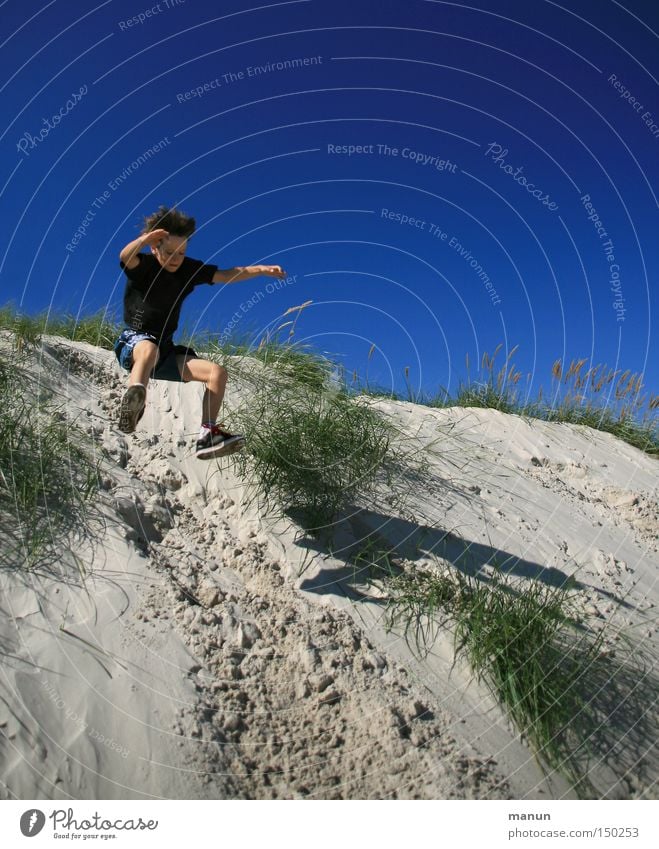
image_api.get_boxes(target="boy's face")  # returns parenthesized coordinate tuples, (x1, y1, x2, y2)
(152, 234, 187, 272)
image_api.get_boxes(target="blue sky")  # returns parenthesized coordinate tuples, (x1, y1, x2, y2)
(1, 0, 657, 403)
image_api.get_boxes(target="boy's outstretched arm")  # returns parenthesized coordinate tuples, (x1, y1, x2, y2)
(119, 228, 169, 269)
(213, 264, 286, 284)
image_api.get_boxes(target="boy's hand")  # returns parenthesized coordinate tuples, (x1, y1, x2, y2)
(141, 228, 169, 248)
(120, 228, 170, 269)
(258, 265, 286, 278)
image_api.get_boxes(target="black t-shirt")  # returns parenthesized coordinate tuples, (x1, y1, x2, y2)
(119, 253, 219, 340)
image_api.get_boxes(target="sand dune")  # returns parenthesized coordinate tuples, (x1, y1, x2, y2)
(1, 337, 656, 799)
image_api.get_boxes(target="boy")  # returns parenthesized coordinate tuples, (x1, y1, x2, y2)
(114, 205, 286, 459)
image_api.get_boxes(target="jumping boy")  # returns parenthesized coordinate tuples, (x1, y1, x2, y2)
(114, 205, 286, 459)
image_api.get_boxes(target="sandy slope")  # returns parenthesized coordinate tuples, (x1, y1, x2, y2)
(0, 337, 657, 800)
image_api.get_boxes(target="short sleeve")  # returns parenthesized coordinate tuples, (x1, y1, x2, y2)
(119, 253, 150, 284)
(183, 257, 219, 287)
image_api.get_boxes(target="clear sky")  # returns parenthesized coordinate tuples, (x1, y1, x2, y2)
(2, 0, 657, 402)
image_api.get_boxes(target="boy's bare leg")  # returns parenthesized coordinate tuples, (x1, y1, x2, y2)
(129, 340, 159, 387)
(119, 340, 158, 433)
(177, 356, 227, 424)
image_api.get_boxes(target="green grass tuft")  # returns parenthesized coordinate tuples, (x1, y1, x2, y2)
(379, 559, 652, 797)
(0, 303, 121, 351)
(206, 337, 393, 535)
(0, 352, 100, 570)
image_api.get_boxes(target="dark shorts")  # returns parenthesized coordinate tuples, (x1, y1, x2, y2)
(113, 329, 199, 383)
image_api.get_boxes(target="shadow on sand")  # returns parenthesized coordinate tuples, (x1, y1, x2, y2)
(298, 506, 580, 600)
(293, 505, 657, 798)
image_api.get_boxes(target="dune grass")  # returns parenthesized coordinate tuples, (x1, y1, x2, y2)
(369, 554, 645, 797)
(0, 351, 100, 570)
(206, 333, 393, 535)
(1, 304, 655, 454)
(215, 333, 334, 393)
(361, 344, 658, 457)
(0, 304, 121, 352)
(447, 345, 657, 456)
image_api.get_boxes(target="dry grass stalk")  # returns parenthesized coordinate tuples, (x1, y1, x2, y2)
(283, 300, 313, 316)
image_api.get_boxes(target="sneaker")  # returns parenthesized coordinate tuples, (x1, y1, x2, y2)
(195, 423, 245, 460)
(118, 384, 146, 433)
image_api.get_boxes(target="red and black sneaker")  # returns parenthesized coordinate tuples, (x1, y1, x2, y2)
(195, 423, 245, 460)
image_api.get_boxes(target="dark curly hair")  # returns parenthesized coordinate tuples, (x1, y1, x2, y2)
(142, 205, 196, 238)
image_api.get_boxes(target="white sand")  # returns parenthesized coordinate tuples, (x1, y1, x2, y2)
(0, 337, 656, 799)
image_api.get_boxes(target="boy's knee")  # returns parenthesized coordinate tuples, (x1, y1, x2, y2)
(132, 341, 158, 366)
(210, 363, 227, 385)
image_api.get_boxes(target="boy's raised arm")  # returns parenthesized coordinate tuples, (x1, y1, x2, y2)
(119, 228, 169, 268)
(213, 264, 286, 284)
